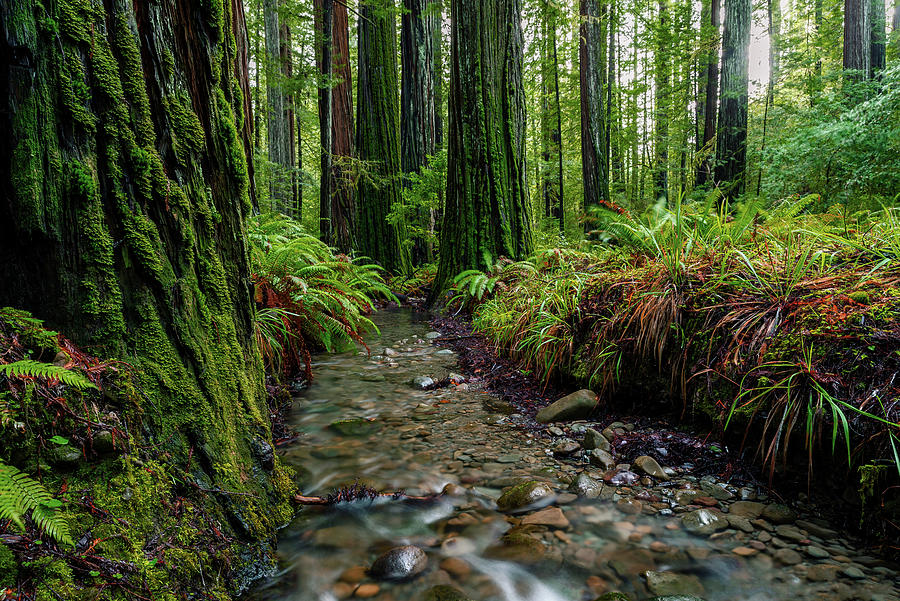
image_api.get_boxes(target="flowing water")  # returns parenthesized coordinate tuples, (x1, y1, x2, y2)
(249, 309, 899, 601)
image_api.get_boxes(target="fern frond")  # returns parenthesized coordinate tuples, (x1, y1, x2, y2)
(0, 460, 73, 547)
(0, 360, 96, 390)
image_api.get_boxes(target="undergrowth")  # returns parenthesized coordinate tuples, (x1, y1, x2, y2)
(455, 197, 900, 532)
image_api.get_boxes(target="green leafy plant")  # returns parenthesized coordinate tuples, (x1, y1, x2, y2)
(0, 459, 73, 547)
(0, 360, 96, 390)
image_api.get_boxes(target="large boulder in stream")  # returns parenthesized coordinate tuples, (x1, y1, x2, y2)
(536, 390, 598, 423)
(496, 480, 555, 512)
(369, 545, 428, 581)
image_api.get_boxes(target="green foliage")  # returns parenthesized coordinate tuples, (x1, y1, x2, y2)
(0, 361, 96, 390)
(249, 213, 396, 375)
(0, 459, 73, 547)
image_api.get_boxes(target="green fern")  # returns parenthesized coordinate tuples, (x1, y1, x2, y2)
(0, 360, 97, 390)
(0, 459, 73, 547)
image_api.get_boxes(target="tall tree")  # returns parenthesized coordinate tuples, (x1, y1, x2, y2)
(316, 0, 335, 242)
(540, 0, 563, 226)
(714, 0, 751, 202)
(580, 0, 610, 224)
(357, 0, 410, 273)
(434, 0, 445, 151)
(265, 0, 293, 213)
(843, 0, 870, 84)
(696, 0, 720, 187)
(0, 0, 287, 575)
(653, 0, 670, 203)
(756, 0, 781, 195)
(280, 24, 297, 209)
(401, 0, 438, 262)
(432, 0, 533, 297)
(869, 0, 886, 76)
(332, 2, 356, 252)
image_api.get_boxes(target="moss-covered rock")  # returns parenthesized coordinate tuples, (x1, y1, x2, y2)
(0, 544, 17, 588)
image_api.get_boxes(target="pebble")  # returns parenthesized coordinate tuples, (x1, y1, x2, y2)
(354, 584, 380, 598)
(772, 548, 803, 565)
(439, 557, 472, 578)
(521, 506, 571, 528)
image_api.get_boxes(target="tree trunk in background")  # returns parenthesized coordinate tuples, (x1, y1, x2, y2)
(0, 0, 288, 581)
(653, 0, 670, 204)
(332, 2, 356, 253)
(401, 0, 437, 264)
(757, 0, 780, 195)
(280, 24, 297, 212)
(265, 0, 292, 213)
(434, 0, 445, 151)
(553, 24, 564, 233)
(539, 3, 562, 225)
(714, 0, 751, 202)
(696, 0, 720, 187)
(432, 0, 533, 298)
(357, 0, 410, 274)
(894, 1, 900, 54)
(316, 0, 335, 243)
(607, 1, 619, 192)
(580, 0, 609, 229)
(843, 0, 870, 84)
(868, 0, 886, 76)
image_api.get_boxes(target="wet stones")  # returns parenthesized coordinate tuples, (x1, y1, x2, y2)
(761, 503, 797, 524)
(633, 455, 669, 480)
(583, 428, 611, 451)
(772, 548, 803, 565)
(644, 571, 705, 597)
(589, 449, 616, 470)
(484, 530, 546, 563)
(569, 473, 602, 498)
(552, 440, 581, 456)
(495, 481, 555, 512)
(728, 501, 764, 518)
(423, 585, 473, 601)
(328, 418, 378, 437)
(410, 375, 435, 389)
(521, 506, 570, 529)
(369, 545, 428, 581)
(681, 509, 728, 535)
(535, 389, 598, 423)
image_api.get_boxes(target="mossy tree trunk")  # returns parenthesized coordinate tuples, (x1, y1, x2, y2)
(356, 0, 410, 274)
(432, 0, 533, 298)
(580, 0, 610, 227)
(0, 0, 290, 581)
(714, 0, 751, 202)
(400, 0, 437, 264)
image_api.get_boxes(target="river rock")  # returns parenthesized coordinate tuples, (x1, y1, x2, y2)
(553, 440, 581, 456)
(484, 531, 546, 563)
(633, 456, 669, 480)
(728, 501, 764, 518)
(423, 585, 474, 601)
(681, 509, 728, 535)
(644, 571, 705, 597)
(535, 390, 598, 423)
(328, 418, 378, 437)
(583, 428, 610, 451)
(569, 473, 601, 498)
(772, 548, 803, 565)
(369, 545, 428, 581)
(645, 597, 707, 601)
(410, 376, 435, 389)
(593, 594, 630, 601)
(774, 524, 807, 542)
(761, 503, 796, 524)
(521, 506, 570, 528)
(496, 481, 555, 512)
(589, 449, 616, 470)
(48, 445, 81, 467)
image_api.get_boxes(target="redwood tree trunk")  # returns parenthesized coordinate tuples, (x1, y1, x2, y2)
(332, 2, 356, 253)
(696, 0, 720, 187)
(317, 0, 335, 243)
(653, 0, 670, 204)
(714, 0, 751, 202)
(580, 0, 610, 225)
(265, 0, 292, 213)
(843, 0, 870, 84)
(0, 0, 288, 588)
(357, 0, 410, 274)
(432, 0, 533, 298)
(868, 0, 886, 76)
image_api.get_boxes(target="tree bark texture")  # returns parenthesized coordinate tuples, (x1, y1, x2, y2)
(433, 0, 445, 151)
(264, 0, 292, 213)
(653, 0, 670, 203)
(843, 0, 870, 82)
(0, 0, 290, 581)
(696, 0, 719, 187)
(580, 0, 610, 223)
(357, 0, 410, 274)
(317, 0, 335, 243)
(714, 0, 751, 202)
(332, 2, 355, 253)
(432, 0, 533, 297)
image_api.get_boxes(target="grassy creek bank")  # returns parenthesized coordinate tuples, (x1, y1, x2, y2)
(436, 235, 900, 546)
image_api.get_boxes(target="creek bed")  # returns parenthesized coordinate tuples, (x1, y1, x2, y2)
(248, 308, 899, 601)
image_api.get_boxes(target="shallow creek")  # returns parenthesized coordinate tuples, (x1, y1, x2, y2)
(249, 309, 899, 601)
